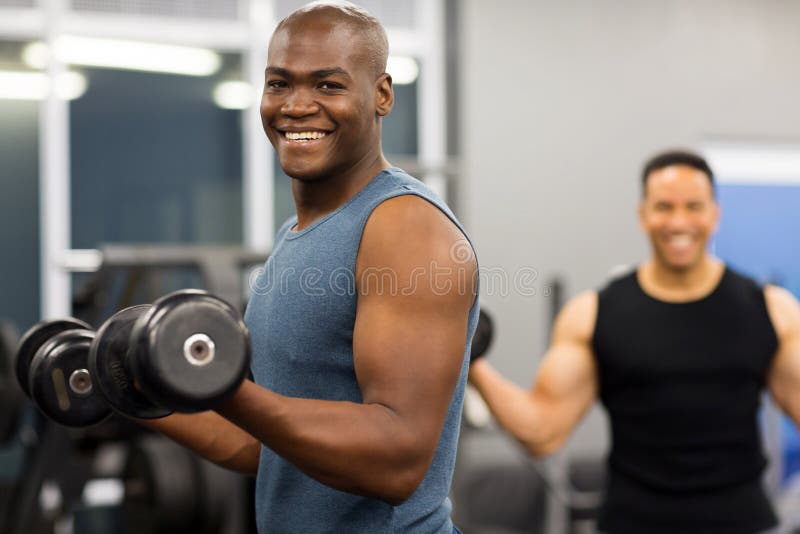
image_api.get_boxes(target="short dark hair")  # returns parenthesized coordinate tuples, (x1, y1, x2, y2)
(641, 150, 715, 196)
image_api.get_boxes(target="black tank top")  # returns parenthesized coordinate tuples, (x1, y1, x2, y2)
(592, 267, 779, 534)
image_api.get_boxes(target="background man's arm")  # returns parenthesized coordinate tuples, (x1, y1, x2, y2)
(766, 286, 800, 424)
(469, 291, 598, 456)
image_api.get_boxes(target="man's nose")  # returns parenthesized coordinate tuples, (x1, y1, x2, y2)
(281, 88, 319, 117)
(666, 209, 692, 230)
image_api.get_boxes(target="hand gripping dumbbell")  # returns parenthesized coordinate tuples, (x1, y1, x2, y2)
(15, 290, 251, 427)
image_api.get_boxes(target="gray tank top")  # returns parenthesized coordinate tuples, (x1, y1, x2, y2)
(245, 167, 478, 533)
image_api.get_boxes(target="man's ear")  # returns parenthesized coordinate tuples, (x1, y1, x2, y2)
(711, 200, 721, 234)
(637, 200, 647, 232)
(375, 73, 394, 117)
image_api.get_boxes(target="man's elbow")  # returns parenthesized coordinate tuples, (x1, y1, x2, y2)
(522, 432, 566, 458)
(379, 465, 428, 506)
(376, 439, 435, 506)
(513, 419, 566, 458)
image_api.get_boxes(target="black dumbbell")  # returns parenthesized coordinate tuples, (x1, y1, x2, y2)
(16, 318, 91, 398)
(470, 308, 494, 363)
(89, 304, 171, 420)
(16, 319, 113, 427)
(16, 290, 251, 428)
(91, 290, 251, 418)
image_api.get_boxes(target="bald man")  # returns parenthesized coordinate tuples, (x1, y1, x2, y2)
(141, 2, 478, 533)
(470, 150, 800, 534)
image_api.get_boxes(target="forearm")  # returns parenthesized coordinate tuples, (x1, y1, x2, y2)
(469, 360, 559, 456)
(217, 380, 427, 504)
(138, 411, 260, 475)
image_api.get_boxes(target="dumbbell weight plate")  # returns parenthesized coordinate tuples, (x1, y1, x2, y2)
(29, 329, 112, 427)
(470, 309, 495, 362)
(15, 318, 92, 397)
(0, 321, 23, 444)
(129, 290, 251, 413)
(89, 305, 172, 420)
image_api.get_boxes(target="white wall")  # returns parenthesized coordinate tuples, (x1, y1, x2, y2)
(460, 0, 800, 458)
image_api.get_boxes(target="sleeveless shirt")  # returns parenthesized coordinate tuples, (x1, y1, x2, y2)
(245, 167, 479, 533)
(592, 267, 778, 534)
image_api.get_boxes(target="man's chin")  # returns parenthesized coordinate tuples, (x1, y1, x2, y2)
(658, 254, 704, 273)
(279, 160, 327, 182)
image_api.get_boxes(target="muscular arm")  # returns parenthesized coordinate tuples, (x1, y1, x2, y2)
(766, 286, 800, 425)
(217, 195, 476, 504)
(139, 410, 261, 476)
(469, 292, 598, 457)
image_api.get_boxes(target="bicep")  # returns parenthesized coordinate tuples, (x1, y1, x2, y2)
(766, 285, 800, 420)
(353, 287, 468, 437)
(531, 339, 597, 421)
(529, 292, 599, 428)
(768, 335, 800, 418)
(351, 196, 476, 453)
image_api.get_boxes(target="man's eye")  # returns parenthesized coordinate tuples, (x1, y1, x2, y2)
(267, 80, 287, 89)
(319, 82, 343, 90)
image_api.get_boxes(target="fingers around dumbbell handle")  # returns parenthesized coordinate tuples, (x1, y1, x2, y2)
(89, 305, 172, 420)
(15, 318, 92, 398)
(129, 290, 252, 413)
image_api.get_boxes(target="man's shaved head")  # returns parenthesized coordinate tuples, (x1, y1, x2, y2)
(273, 1, 389, 79)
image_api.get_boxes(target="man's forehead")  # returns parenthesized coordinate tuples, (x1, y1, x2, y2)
(271, 14, 361, 48)
(268, 23, 364, 67)
(646, 169, 714, 198)
(652, 164, 706, 180)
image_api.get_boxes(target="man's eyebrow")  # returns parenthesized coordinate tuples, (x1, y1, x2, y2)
(264, 66, 352, 79)
(265, 66, 291, 77)
(310, 67, 352, 79)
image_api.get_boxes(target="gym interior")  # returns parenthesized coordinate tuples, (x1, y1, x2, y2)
(1, 1, 800, 533)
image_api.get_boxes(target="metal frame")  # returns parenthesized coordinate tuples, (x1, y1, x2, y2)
(242, 0, 275, 252)
(416, 0, 448, 200)
(0, 0, 448, 319)
(39, 0, 71, 318)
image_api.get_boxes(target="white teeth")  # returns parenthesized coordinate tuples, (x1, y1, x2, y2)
(668, 235, 693, 247)
(285, 131, 327, 140)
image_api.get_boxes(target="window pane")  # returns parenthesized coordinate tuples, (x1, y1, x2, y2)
(383, 80, 418, 156)
(275, 0, 415, 28)
(0, 40, 40, 331)
(70, 0, 239, 20)
(0, 0, 36, 7)
(70, 54, 244, 249)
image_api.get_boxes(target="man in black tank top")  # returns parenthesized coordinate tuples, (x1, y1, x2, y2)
(469, 150, 800, 534)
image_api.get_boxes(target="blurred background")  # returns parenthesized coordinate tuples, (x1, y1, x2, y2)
(1, 1, 800, 533)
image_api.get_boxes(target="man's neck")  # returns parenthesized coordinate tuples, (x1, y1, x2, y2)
(292, 151, 390, 231)
(638, 255, 725, 302)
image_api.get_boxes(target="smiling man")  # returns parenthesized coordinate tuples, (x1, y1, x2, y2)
(469, 150, 800, 534)
(141, 2, 478, 533)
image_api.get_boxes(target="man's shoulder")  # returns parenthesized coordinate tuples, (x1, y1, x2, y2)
(366, 193, 467, 249)
(554, 291, 598, 344)
(764, 285, 800, 340)
(362, 195, 472, 263)
(357, 194, 477, 302)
